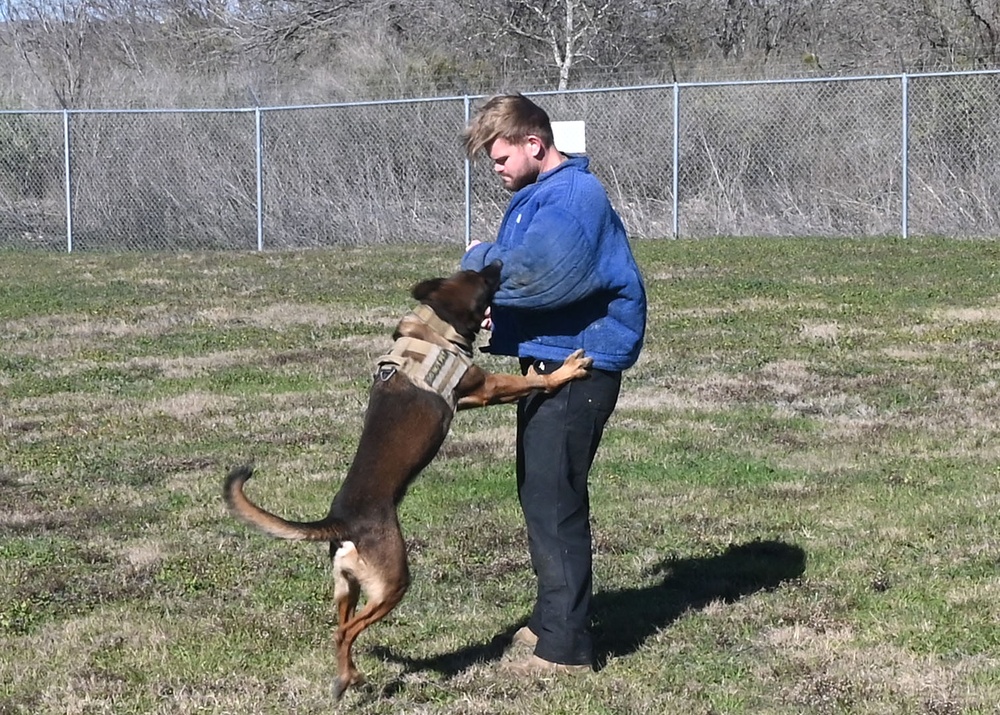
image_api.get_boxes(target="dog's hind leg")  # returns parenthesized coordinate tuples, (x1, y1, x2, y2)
(333, 544, 362, 626)
(331, 538, 409, 700)
(333, 586, 407, 699)
(332, 542, 365, 697)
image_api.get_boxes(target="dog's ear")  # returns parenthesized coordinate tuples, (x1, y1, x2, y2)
(481, 260, 503, 289)
(411, 277, 444, 301)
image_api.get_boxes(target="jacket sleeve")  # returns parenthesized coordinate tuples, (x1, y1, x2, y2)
(490, 205, 601, 310)
(459, 241, 498, 272)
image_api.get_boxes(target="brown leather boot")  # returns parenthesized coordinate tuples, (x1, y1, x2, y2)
(501, 654, 592, 677)
(511, 626, 538, 649)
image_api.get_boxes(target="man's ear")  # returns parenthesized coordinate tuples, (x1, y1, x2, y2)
(526, 135, 544, 159)
(411, 278, 444, 301)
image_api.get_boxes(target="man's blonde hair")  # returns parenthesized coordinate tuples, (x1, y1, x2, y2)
(462, 94, 556, 158)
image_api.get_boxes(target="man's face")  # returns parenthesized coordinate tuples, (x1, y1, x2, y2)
(488, 137, 540, 192)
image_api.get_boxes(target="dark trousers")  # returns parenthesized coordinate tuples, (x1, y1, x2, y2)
(517, 357, 621, 665)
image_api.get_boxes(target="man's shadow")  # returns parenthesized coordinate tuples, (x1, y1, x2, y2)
(371, 539, 806, 686)
(592, 539, 806, 664)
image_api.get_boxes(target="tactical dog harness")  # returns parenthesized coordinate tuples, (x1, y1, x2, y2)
(375, 304, 473, 411)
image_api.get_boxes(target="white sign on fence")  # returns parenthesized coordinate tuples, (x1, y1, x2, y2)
(552, 120, 586, 154)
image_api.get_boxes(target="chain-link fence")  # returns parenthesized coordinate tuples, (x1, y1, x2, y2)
(2, 69, 999, 251)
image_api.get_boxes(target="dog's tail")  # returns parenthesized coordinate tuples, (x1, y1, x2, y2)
(223, 465, 349, 542)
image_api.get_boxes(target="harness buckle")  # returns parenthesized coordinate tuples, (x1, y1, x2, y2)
(376, 365, 397, 382)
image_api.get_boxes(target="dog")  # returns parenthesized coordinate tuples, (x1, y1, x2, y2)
(223, 261, 592, 699)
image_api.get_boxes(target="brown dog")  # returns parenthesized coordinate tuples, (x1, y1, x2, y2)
(224, 261, 592, 699)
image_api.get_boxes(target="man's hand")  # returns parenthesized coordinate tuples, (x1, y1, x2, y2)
(465, 240, 491, 329)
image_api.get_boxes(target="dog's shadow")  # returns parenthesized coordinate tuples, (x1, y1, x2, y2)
(371, 539, 806, 685)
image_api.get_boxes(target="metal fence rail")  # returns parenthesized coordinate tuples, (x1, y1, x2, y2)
(1, 69, 998, 252)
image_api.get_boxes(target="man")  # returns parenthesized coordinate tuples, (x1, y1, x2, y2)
(460, 94, 647, 675)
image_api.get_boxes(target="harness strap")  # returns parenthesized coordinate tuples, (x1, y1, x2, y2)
(376, 335, 472, 411)
(409, 304, 472, 355)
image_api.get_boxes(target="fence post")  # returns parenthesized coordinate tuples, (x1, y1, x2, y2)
(63, 109, 73, 253)
(672, 82, 680, 239)
(901, 74, 910, 239)
(255, 107, 264, 251)
(463, 95, 472, 247)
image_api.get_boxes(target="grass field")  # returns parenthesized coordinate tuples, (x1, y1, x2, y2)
(2, 238, 999, 714)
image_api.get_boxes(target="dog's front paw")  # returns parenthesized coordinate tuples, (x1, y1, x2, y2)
(559, 349, 593, 380)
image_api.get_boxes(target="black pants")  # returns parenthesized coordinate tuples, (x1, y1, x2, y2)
(517, 357, 621, 665)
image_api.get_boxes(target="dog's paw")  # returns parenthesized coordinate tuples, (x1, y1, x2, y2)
(540, 350, 592, 387)
(333, 676, 350, 701)
(562, 349, 594, 375)
(333, 669, 366, 700)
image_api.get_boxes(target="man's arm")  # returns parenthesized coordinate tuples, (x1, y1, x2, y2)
(460, 240, 496, 272)
(489, 206, 601, 310)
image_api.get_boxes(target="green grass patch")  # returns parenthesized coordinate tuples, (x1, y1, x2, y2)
(2, 239, 1000, 713)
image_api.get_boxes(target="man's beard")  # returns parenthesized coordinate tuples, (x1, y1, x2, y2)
(505, 170, 539, 192)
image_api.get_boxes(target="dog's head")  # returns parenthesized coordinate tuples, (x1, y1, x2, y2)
(411, 261, 502, 340)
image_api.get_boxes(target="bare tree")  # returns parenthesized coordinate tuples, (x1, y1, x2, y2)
(465, 0, 614, 90)
(5, 0, 98, 106)
(222, 0, 369, 60)
(4, 0, 1000, 109)
(962, 0, 999, 65)
(1, 0, 159, 106)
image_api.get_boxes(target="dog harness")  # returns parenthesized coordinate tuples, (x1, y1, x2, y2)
(375, 304, 473, 411)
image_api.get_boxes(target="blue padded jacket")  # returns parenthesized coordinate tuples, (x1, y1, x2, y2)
(460, 155, 646, 371)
